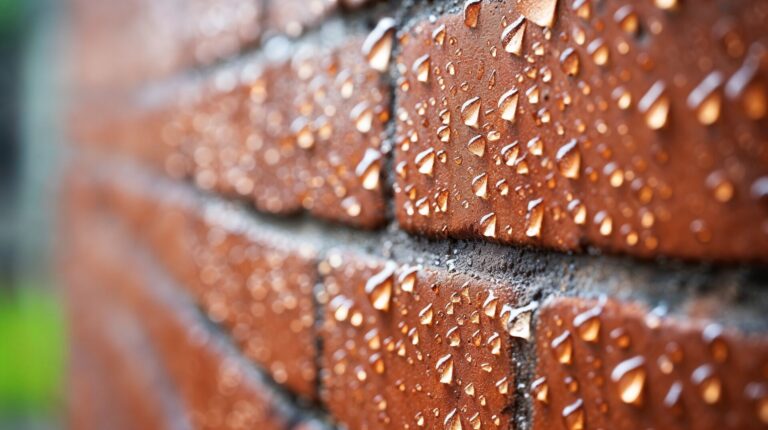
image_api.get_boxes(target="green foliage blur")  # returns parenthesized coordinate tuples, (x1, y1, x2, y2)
(0, 287, 64, 415)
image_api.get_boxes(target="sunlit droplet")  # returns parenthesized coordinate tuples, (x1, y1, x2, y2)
(639, 81, 670, 130)
(611, 356, 646, 406)
(463, 0, 481, 28)
(362, 18, 396, 72)
(436, 354, 454, 384)
(501, 17, 526, 56)
(461, 97, 482, 128)
(498, 88, 520, 122)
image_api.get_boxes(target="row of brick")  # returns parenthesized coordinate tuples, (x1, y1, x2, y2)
(68, 0, 374, 90)
(63, 196, 329, 430)
(71, 0, 768, 262)
(64, 166, 768, 429)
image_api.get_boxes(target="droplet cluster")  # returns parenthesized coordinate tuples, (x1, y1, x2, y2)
(165, 35, 390, 227)
(320, 252, 517, 429)
(394, 0, 768, 260)
(534, 297, 768, 429)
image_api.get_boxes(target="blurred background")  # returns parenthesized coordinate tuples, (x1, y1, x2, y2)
(0, 0, 65, 428)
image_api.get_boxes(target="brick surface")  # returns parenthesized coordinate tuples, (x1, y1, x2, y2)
(534, 297, 768, 430)
(65, 170, 320, 400)
(319, 250, 518, 429)
(67, 286, 190, 430)
(73, 34, 390, 228)
(265, 0, 374, 38)
(65, 211, 323, 430)
(69, 0, 263, 90)
(394, 0, 768, 261)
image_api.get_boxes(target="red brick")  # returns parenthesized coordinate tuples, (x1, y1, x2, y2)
(68, 0, 263, 90)
(67, 287, 190, 430)
(319, 250, 518, 429)
(394, 0, 768, 261)
(65, 210, 320, 430)
(533, 297, 768, 430)
(73, 34, 390, 228)
(64, 168, 320, 400)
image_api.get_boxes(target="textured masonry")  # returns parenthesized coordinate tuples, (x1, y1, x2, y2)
(63, 0, 768, 429)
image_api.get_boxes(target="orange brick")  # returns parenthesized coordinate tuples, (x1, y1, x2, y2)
(72, 33, 390, 228)
(63, 168, 319, 400)
(534, 297, 768, 430)
(319, 250, 518, 429)
(69, 0, 263, 90)
(65, 209, 325, 430)
(394, 0, 768, 261)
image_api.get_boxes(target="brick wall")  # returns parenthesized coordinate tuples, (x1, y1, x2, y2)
(62, 0, 768, 429)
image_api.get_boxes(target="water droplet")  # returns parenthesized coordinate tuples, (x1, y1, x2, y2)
(356, 149, 382, 190)
(595, 211, 613, 236)
(501, 142, 519, 165)
(415, 412, 426, 427)
(342, 196, 362, 217)
(467, 135, 487, 158)
(568, 200, 587, 225)
(498, 88, 520, 122)
(465, 383, 475, 397)
(556, 139, 581, 179)
(436, 354, 454, 384)
(332, 296, 351, 322)
(532, 377, 549, 404)
(488, 332, 502, 355)
(419, 303, 434, 325)
(560, 48, 580, 76)
(370, 353, 385, 374)
(552, 331, 573, 365)
(365, 262, 396, 311)
(687, 71, 723, 126)
(501, 17, 526, 55)
(447, 327, 461, 347)
(562, 399, 584, 430)
(437, 125, 451, 142)
(483, 291, 499, 317)
(415, 148, 436, 176)
(463, 0, 481, 28)
(518, 0, 558, 28)
(613, 86, 632, 110)
(527, 136, 543, 156)
(362, 18, 396, 72)
(472, 173, 489, 199)
(480, 212, 497, 237)
(413, 54, 431, 83)
(654, 0, 678, 10)
(433, 24, 446, 46)
(526, 198, 544, 238)
(351, 102, 374, 133)
(573, 306, 601, 342)
(496, 376, 509, 394)
(398, 267, 418, 293)
(611, 356, 646, 406)
(702, 324, 729, 363)
(461, 97, 482, 128)
(615, 6, 639, 34)
(501, 302, 537, 340)
(444, 407, 463, 430)
(692, 364, 722, 404)
(587, 38, 609, 66)
(706, 171, 734, 203)
(639, 81, 670, 130)
(293, 119, 314, 149)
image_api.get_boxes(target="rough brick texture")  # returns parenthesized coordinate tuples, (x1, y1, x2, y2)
(394, 0, 768, 261)
(62, 1, 768, 429)
(319, 251, 517, 429)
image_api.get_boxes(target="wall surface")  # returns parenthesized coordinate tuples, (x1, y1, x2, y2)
(62, 0, 768, 429)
